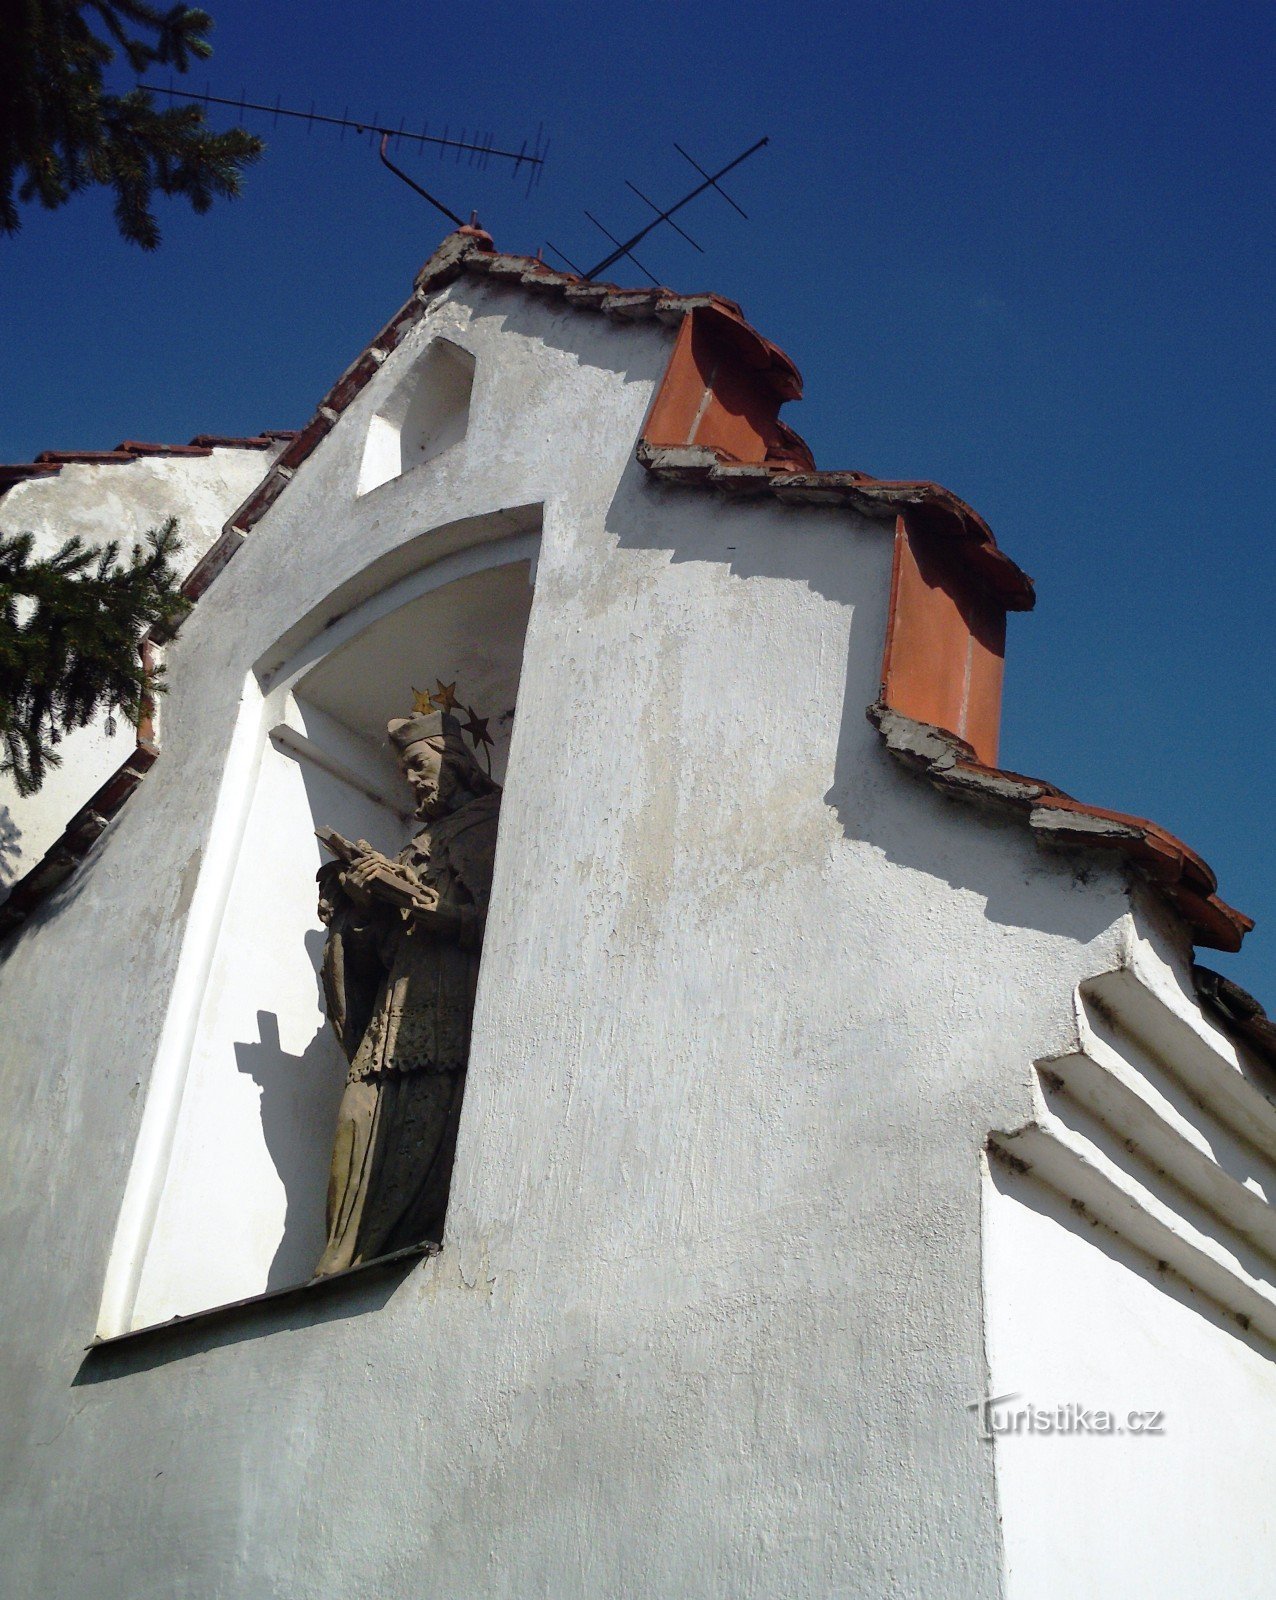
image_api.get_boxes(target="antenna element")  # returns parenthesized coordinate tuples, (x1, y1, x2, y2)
(545, 135, 766, 284)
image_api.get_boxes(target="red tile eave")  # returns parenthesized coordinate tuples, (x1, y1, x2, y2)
(634, 447, 1035, 612)
(869, 707, 1252, 953)
(984, 770, 1249, 948)
(0, 462, 61, 486)
(36, 449, 134, 464)
(0, 433, 294, 491)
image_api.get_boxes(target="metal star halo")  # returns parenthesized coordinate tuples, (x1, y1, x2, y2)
(461, 704, 494, 775)
(432, 679, 459, 713)
(408, 684, 496, 772)
(461, 705, 493, 749)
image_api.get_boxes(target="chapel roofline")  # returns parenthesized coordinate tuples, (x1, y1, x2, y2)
(0, 230, 1255, 969)
(0, 432, 295, 489)
(197, 229, 1033, 616)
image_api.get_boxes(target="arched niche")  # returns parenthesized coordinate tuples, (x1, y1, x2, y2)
(121, 528, 537, 1332)
(357, 336, 475, 496)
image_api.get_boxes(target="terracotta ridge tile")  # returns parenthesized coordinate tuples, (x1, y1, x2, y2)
(866, 701, 1252, 953)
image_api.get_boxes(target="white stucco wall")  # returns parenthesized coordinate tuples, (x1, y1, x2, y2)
(0, 445, 281, 884)
(986, 1159, 1276, 1599)
(0, 449, 276, 563)
(0, 276, 1168, 1598)
(983, 903, 1276, 1598)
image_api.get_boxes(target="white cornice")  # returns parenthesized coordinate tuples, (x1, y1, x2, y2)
(990, 961, 1276, 1342)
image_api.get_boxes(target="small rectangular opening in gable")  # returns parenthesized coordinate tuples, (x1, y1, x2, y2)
(357, 337, 476, 496)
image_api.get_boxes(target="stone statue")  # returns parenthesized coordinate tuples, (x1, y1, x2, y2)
(312, 706, 501, 1277)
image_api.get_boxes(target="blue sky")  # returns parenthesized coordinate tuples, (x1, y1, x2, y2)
(4, 1, 1275, 999)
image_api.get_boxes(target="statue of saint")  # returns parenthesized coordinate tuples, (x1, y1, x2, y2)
(312, 704, 501, 1276)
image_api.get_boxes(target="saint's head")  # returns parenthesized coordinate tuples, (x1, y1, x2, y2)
(387, 709, 495, 818)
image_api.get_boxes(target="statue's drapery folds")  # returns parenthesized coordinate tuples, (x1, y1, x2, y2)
(313, 708, 500, 1276)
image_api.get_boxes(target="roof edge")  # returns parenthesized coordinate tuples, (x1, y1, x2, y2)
(0, 432, 294, 492)
(1194, 965, 1276, 1069)
(636, 441, 1035, 611)
(867, 701, 1252, 953)
(0, 741, 159, 938)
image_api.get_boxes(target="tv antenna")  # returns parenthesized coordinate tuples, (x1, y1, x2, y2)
(139, 82, 548, 223)
(544, 135, 767, 284)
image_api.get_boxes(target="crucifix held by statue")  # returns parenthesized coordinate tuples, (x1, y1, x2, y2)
(312, 698, 500, 1277)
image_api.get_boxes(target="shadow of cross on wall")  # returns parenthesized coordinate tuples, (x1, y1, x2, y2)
(234, 934, 347, 1290)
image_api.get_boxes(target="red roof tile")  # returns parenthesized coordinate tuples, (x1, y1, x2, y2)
(0, 433, 294, 491)
(867, 704, 1252, 952)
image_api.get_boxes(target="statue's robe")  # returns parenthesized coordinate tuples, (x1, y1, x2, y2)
(314, 789, 500, 1276)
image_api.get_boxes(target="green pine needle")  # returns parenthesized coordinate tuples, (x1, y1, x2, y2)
(0, 518, 190, 794)
(0, 2, 262, 247)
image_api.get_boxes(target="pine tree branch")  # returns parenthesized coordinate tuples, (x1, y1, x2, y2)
(0, 1, 260, 248)
(0, 518, 190, 794)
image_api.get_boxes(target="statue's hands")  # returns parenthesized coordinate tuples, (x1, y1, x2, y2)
(339, 842, 399, 908)
(339, 842, 433, 913)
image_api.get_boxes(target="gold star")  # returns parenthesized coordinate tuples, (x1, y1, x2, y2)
(462, 705, 494, 748)
(411, 686, 436, 714)
(432, 680, 459, 713)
